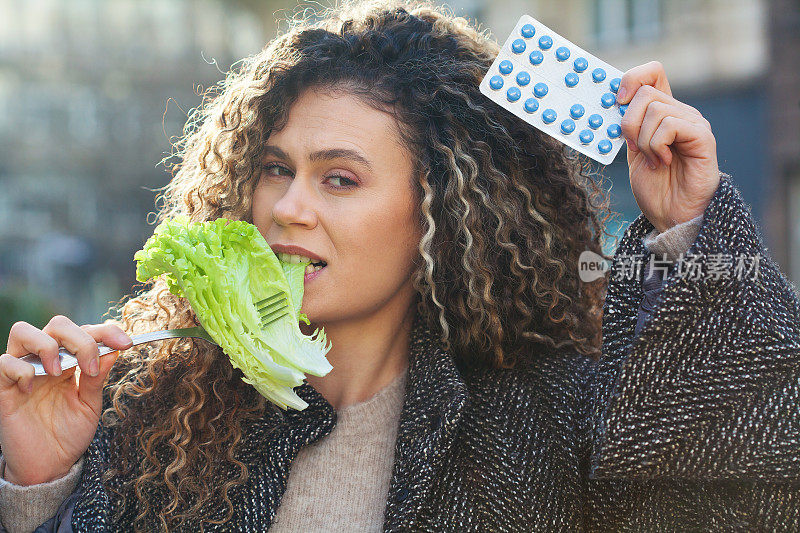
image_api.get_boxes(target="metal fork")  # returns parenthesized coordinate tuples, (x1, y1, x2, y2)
(20, 293, 289, 377)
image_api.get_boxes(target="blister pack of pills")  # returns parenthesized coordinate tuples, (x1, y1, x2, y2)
(479, 14, 627, 165)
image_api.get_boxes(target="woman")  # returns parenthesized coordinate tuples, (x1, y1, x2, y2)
(1, 1, 798, 531)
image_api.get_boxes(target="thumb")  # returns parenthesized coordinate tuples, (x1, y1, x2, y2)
(77, 348, 121, 409)
(76, 323, 131, 408)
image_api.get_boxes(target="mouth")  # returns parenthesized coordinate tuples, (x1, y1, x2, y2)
(276, 252, 327, 276)
(303, 261, 327, 277)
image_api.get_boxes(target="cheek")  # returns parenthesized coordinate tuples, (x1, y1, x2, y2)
(345, 203, 419, 278)
(251, 187, 276, 233)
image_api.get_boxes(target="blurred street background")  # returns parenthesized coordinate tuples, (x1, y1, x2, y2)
(1, 0, 798, 338)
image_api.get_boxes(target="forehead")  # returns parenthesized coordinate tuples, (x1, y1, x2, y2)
(266, 87, 406, 155)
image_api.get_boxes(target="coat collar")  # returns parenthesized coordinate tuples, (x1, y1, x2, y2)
(382, 313, 470, 530)
(266, 312, 471, 530)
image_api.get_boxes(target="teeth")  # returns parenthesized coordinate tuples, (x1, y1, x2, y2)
(277, 252, 316, 264)
(304, 263, 325, 274)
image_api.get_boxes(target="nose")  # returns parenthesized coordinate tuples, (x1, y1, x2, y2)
(271, 174, 318, 229)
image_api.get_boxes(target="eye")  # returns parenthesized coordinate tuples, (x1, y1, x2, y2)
(326, 174, 358, 188)
(261, 163, 291, 177)
(260, 163, 358, 189)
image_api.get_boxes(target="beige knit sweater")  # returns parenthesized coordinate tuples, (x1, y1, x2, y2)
(0, 215, 702, 533)
(269, 367, 408, 532)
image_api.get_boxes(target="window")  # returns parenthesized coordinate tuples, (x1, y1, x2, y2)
(593, 0, 662, 47)
(790, 173, 800, 287)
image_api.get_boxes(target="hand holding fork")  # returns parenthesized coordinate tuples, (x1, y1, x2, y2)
(0, 316, 133, 486)
(0, 294, 288, 486)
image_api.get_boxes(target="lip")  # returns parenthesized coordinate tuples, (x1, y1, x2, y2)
(270, 243, 326, 263)
(304, 264, 325, 282)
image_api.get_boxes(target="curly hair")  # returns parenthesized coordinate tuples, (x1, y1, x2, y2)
(100, 0, 616, 529)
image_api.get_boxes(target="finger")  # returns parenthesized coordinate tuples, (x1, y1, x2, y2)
(0, 353, 35, 395)
(616, 60, 673, 104)
(80, 323, 132, 364)
(41, 315, 100, 378)
(6, 321, 61, 377)
(79, 323, 132, 350)
(637, 101, 709, 167)
(649, 116, 713, 166)
(621, 85, 706, 157)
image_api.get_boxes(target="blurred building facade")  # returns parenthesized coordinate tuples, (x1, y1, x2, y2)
(0, 0, 266, 327)
(768, 0, 800, 286)
(0, 0, 797, 336)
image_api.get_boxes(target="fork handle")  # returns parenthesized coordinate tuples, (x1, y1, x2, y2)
(20, 327, 211, 377)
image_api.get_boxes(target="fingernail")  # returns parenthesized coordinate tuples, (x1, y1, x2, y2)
(617, 87, 627, 103)
(118, 333, 132, 346)
(53, 361, 62, 376)
(626, 139, 638, 152)
(89, 358, 99, 376)
(648, 158, 657, 170)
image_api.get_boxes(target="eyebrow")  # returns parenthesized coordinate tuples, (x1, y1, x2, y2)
(263, 145, 374, 172)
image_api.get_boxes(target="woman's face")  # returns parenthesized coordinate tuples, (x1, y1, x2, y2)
(251, 87, 422, 326)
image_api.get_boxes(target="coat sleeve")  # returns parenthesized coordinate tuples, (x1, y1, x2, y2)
(0, 418, 116, 533)
(25, 397, 122, 532)
(31, 491, 80, 533)
(634, 213, 704, 338)
(0, 455, 82, 533)
(589, 171, 800, 482)
(66, 418, 118, 531)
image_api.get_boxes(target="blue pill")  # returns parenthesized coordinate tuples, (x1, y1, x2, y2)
(598, 139, 613, 154)
(609, 77, 621, 93)
(573, 57, 588, 72)
(588, 114, 603, 129)
(511, 38, 526, 54)
(533, 82, 549, 98)
(498, 60, 513, 75)
(529, 50, 544, 65)
(520, 23, 536, 38)
(489, 75, 504, 90)
(506, 86, 521, 102)
(560, 119, 576, 134)
(579, 129, 594, 144)
(516, 71, 531, 86)
(542, 108, 557, 124)
(619, 104, 628, 116)
(592, 67, 606, 83)
(570, 104, 585, 119)
(524, 98, 539, 113)
(555, 46, 570, 61)
(600, 92, 616, 108)
(607, 123, 622, 138)
(539, 35, 553, 50)
(564, 72, 579, 87)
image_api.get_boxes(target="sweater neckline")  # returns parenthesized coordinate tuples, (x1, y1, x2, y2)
(335, 365, 409, 424)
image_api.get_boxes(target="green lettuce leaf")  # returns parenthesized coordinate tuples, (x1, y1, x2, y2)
(133, 215, 332, 411)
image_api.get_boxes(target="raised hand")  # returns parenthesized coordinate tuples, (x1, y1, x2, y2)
(616, 61, 721, 233)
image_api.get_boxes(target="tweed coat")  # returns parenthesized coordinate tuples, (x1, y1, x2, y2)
(12, 173, 800, 531)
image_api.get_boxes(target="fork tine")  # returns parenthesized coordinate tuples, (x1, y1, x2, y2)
(257, 295, 287, 314)
(260, 309, 289, 327)
(255, 293, 285, 309)
(256, 293, 290, 327)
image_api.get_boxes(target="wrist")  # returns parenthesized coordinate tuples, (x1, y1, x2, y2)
(2, 462, 72, 486)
